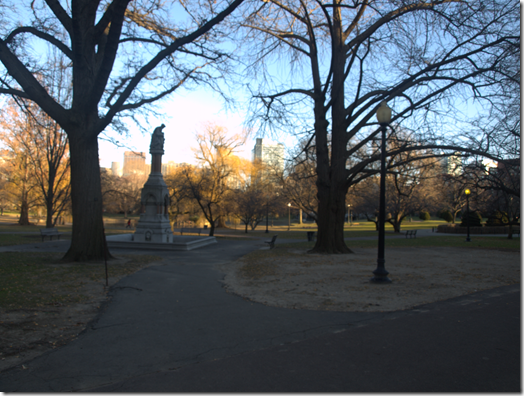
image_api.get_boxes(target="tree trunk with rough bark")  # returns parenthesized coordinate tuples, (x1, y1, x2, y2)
(45, 181, 55, 228)
(309, 6, 352, 254)
(217, 214, 227, 228)
(62, 132, 111, 261)
(18, 199, 30, 226)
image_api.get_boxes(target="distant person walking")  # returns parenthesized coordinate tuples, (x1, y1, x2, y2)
(126, 219, 132, 229)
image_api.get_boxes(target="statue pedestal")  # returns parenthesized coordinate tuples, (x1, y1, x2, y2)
(133, 171, 173, 243)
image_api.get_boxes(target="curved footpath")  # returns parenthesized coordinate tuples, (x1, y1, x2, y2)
(0, 235, 520, 392)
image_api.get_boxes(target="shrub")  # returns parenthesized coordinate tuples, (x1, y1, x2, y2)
(485, 210, 509, 226)
(419, 211, 431, 221)
(438, 209, 453, 223)
(460, 211, 482, 227)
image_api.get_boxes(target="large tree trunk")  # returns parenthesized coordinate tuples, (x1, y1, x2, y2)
(309, 5, 351, 255)
(216, 213, 227, 228)
(45, 188, 55, 228)
(18, 199, 30, 225)
(62, 132, 111, 261)
(389, 214, 402, 233)
(312, 184, 352, 254)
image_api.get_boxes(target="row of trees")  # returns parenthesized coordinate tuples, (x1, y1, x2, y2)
(0, 100, 70, 227)
(0, 0, 518, 260)
(284, 130, 520, 235)
(99, 122, 518, 239)
(2, 104, 516, 240)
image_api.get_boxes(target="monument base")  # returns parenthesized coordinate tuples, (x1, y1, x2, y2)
(106, 234, 217, 251)
(134, 213, 173, 243)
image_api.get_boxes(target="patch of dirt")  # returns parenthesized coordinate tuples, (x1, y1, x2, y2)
(0, 256, 161, 372)
(218, 247, 520, 312)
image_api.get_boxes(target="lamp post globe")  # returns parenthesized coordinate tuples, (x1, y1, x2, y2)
(377, 100, 392, 126)
(371, 100, 392, 283)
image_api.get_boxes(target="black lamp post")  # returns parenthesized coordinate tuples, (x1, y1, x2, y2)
(288, 203, 291, 231)
(371, 101, 392, 283)
(465, 188, 471, 242)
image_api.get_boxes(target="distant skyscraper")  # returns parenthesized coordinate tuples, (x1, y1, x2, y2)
(440, 152, 462, 176)
(111, 161, 122, 177)
(252, 138, 285, 172)
(123, 151, 147, 176)
(161, 161, 191, 175)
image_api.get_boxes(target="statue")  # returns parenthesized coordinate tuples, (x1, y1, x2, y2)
(150, 124, 166, 153)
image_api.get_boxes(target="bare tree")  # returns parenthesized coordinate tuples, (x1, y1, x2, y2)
(385, 154, 442, 232)
(164, 166, 196, 227)
(182, 124, 245, 236)
(439, 173, 469, 224)
(279, 142, 319, 222)
(0, 0, 245, 260)
(1, 98, 71, 226)
(235, 0, 519, 253)
(230, 157, 272, 232)
(101, 171, 144, 217)
(353, 144, 444, 232)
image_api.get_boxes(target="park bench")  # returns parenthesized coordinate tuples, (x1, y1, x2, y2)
(40, 228, 62, 242)
(180, 227, 204, 236)
(405, 230, 417, 239)
(265, 235, 278, 249)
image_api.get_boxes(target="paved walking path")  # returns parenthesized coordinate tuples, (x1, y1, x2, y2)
(0, 237, 520, 392)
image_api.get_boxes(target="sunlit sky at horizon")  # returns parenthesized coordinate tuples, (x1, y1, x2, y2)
(97, 88, 298, 170)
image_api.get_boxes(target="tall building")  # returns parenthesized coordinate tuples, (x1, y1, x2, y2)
(252, 138, 285, 172)
(123, 151, 147, 176)
(111, 161, 122, 177)
(440, 152, 462, 176)
(162, 161, 190, 176)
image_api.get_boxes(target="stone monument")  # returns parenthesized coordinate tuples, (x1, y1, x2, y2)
(106, 123, 216, 250)
(133, 124, 173, 243)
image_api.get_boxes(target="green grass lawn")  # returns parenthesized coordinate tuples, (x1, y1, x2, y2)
(0, 224, 72, 233)
(0, 253, 161, 310)
(0, 234, 45, 247)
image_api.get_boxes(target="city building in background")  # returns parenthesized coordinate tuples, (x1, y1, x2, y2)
(162, 160, 190, 176)
(123, 151, 147, 176)
(440, 152, 462, 176)
(252, 138, 285, 172)
(111, 161, 122, 177)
